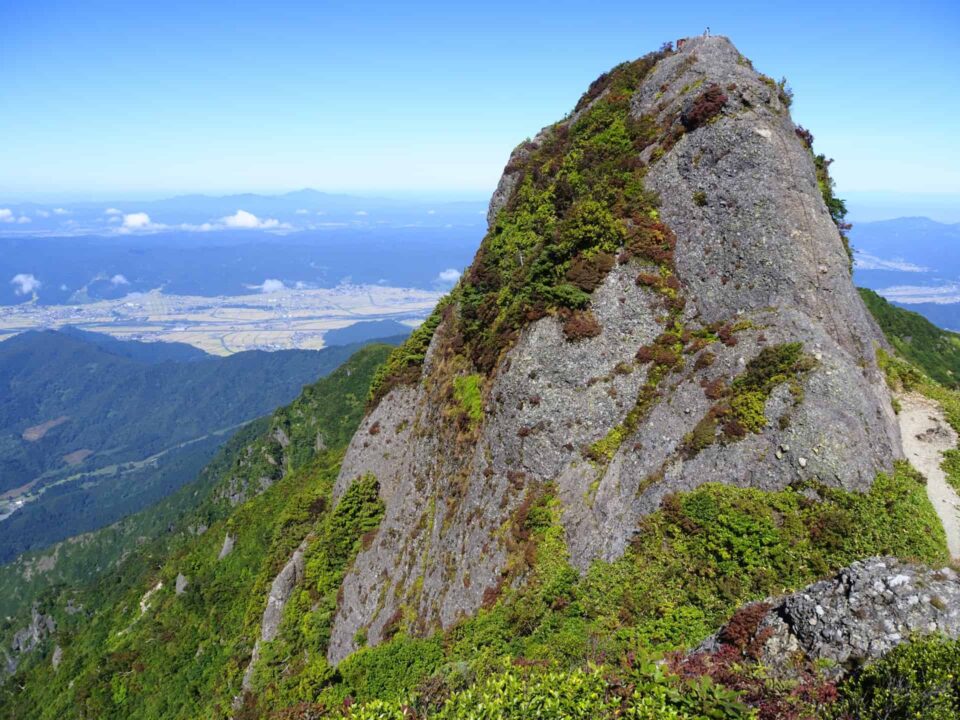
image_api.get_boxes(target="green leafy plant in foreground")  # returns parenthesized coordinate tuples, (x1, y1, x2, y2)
(831, 635, 960, 720)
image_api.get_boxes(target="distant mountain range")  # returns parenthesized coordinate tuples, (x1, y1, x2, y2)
(0, 328, 405, 562)
(0, 188, 488, 236)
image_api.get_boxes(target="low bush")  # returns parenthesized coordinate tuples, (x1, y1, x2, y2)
(831, 635, 960, 720)
(681, 84, 728, 131)
(562, 310, 603, 341)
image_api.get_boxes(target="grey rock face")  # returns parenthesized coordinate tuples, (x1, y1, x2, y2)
(3, 605, 56, 676)
(217, 532, 235, 561)
(240, 540, 307, 691)
(175, 573, 189, 595)
(11, 607, 55, 656)
(699, 558, 960, 677)
(325, 36, 901, 664)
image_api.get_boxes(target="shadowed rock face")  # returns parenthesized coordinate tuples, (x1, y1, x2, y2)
(325, 36, 901, 663)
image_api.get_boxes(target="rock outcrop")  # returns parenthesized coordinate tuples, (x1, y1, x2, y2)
(240, 540, 306, 691)
(218, 532, 235, 561)
(696, 557, 960, 678)
(3, 605, 56, 676)
(324, 36, 901, 663)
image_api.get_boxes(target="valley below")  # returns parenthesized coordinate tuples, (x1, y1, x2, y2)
(0, 284, 439, 355)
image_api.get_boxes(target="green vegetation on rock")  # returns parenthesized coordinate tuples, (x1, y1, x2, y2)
(227, 463, 944, 718)
(832, 635, 960, 720)
(368, 48, 674, 405)
(795, 126, 852, 268)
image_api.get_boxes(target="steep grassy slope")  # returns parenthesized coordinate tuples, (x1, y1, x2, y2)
(859, 288, 960, 388)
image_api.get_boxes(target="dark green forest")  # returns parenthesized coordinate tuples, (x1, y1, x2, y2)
(0, 330, 403, 560)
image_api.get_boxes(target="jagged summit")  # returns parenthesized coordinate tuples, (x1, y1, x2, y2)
(323, 36, 901, 663)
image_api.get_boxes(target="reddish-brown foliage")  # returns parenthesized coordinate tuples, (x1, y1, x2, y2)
(562, 310, 603, 341)
(681, 84, 729, 131)
(623, 218, 677, 265)
(567, 251, 616, 292)
(669, 602, 839, 720)
(718, 323, 738, 347)
(704, 377, 728, 400)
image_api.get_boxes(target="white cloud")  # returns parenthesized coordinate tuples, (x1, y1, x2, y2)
(221, 209, 283, 229)
(11, 273, 41, 295)
(355, 210, 368, 216)
(108, 216, 122, 224)
(427, 209, 436, 215)
(854, 252, 929, 273)
(35, 210, 50, 218)
(110, 274, 130, 286)
(437, 268, 461, 284)
(121, 212, 153, 231)
(52, 208, 69, 215)
(295, 208, 310, 215)
(246, 278, 286, 293)
(880, 282, 960, 305)
(104, 208, 122, 216)
(1, 208, 31, 223)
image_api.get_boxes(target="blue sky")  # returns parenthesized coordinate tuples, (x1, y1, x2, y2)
(2, 0, 959, 203)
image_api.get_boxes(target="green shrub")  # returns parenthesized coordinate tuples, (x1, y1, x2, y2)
(314, 461, 946, 717)
(369, 297, 452, 406)
(453, 374, 485, 425)
(832, 635, 960, 720)
(339, 660, 753, 720)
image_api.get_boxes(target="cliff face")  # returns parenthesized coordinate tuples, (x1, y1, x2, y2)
(326, 36, 901, 663)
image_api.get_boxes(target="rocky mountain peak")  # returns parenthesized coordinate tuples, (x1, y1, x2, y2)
(325, 36, 902, 663)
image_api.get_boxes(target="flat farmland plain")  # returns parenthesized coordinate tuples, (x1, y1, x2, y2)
(0, 284, 438, 354)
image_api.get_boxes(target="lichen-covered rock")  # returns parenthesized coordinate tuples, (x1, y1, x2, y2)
(3, 605, 56, 676)
(698, 557, 960, 678)
(217, 532, 235, 561)
(240, 540, 306, 691)
(325, 36, 901, 664)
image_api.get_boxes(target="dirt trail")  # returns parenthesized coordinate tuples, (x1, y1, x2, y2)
(898, 392, 960, 559)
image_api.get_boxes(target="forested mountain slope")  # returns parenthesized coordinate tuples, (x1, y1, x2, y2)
(0, 330, 401, 560)
(859, 288, 960, 388)
(0, 342, 395, 702)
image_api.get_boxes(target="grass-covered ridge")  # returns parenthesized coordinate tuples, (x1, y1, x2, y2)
(860, 288, 960, 388)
